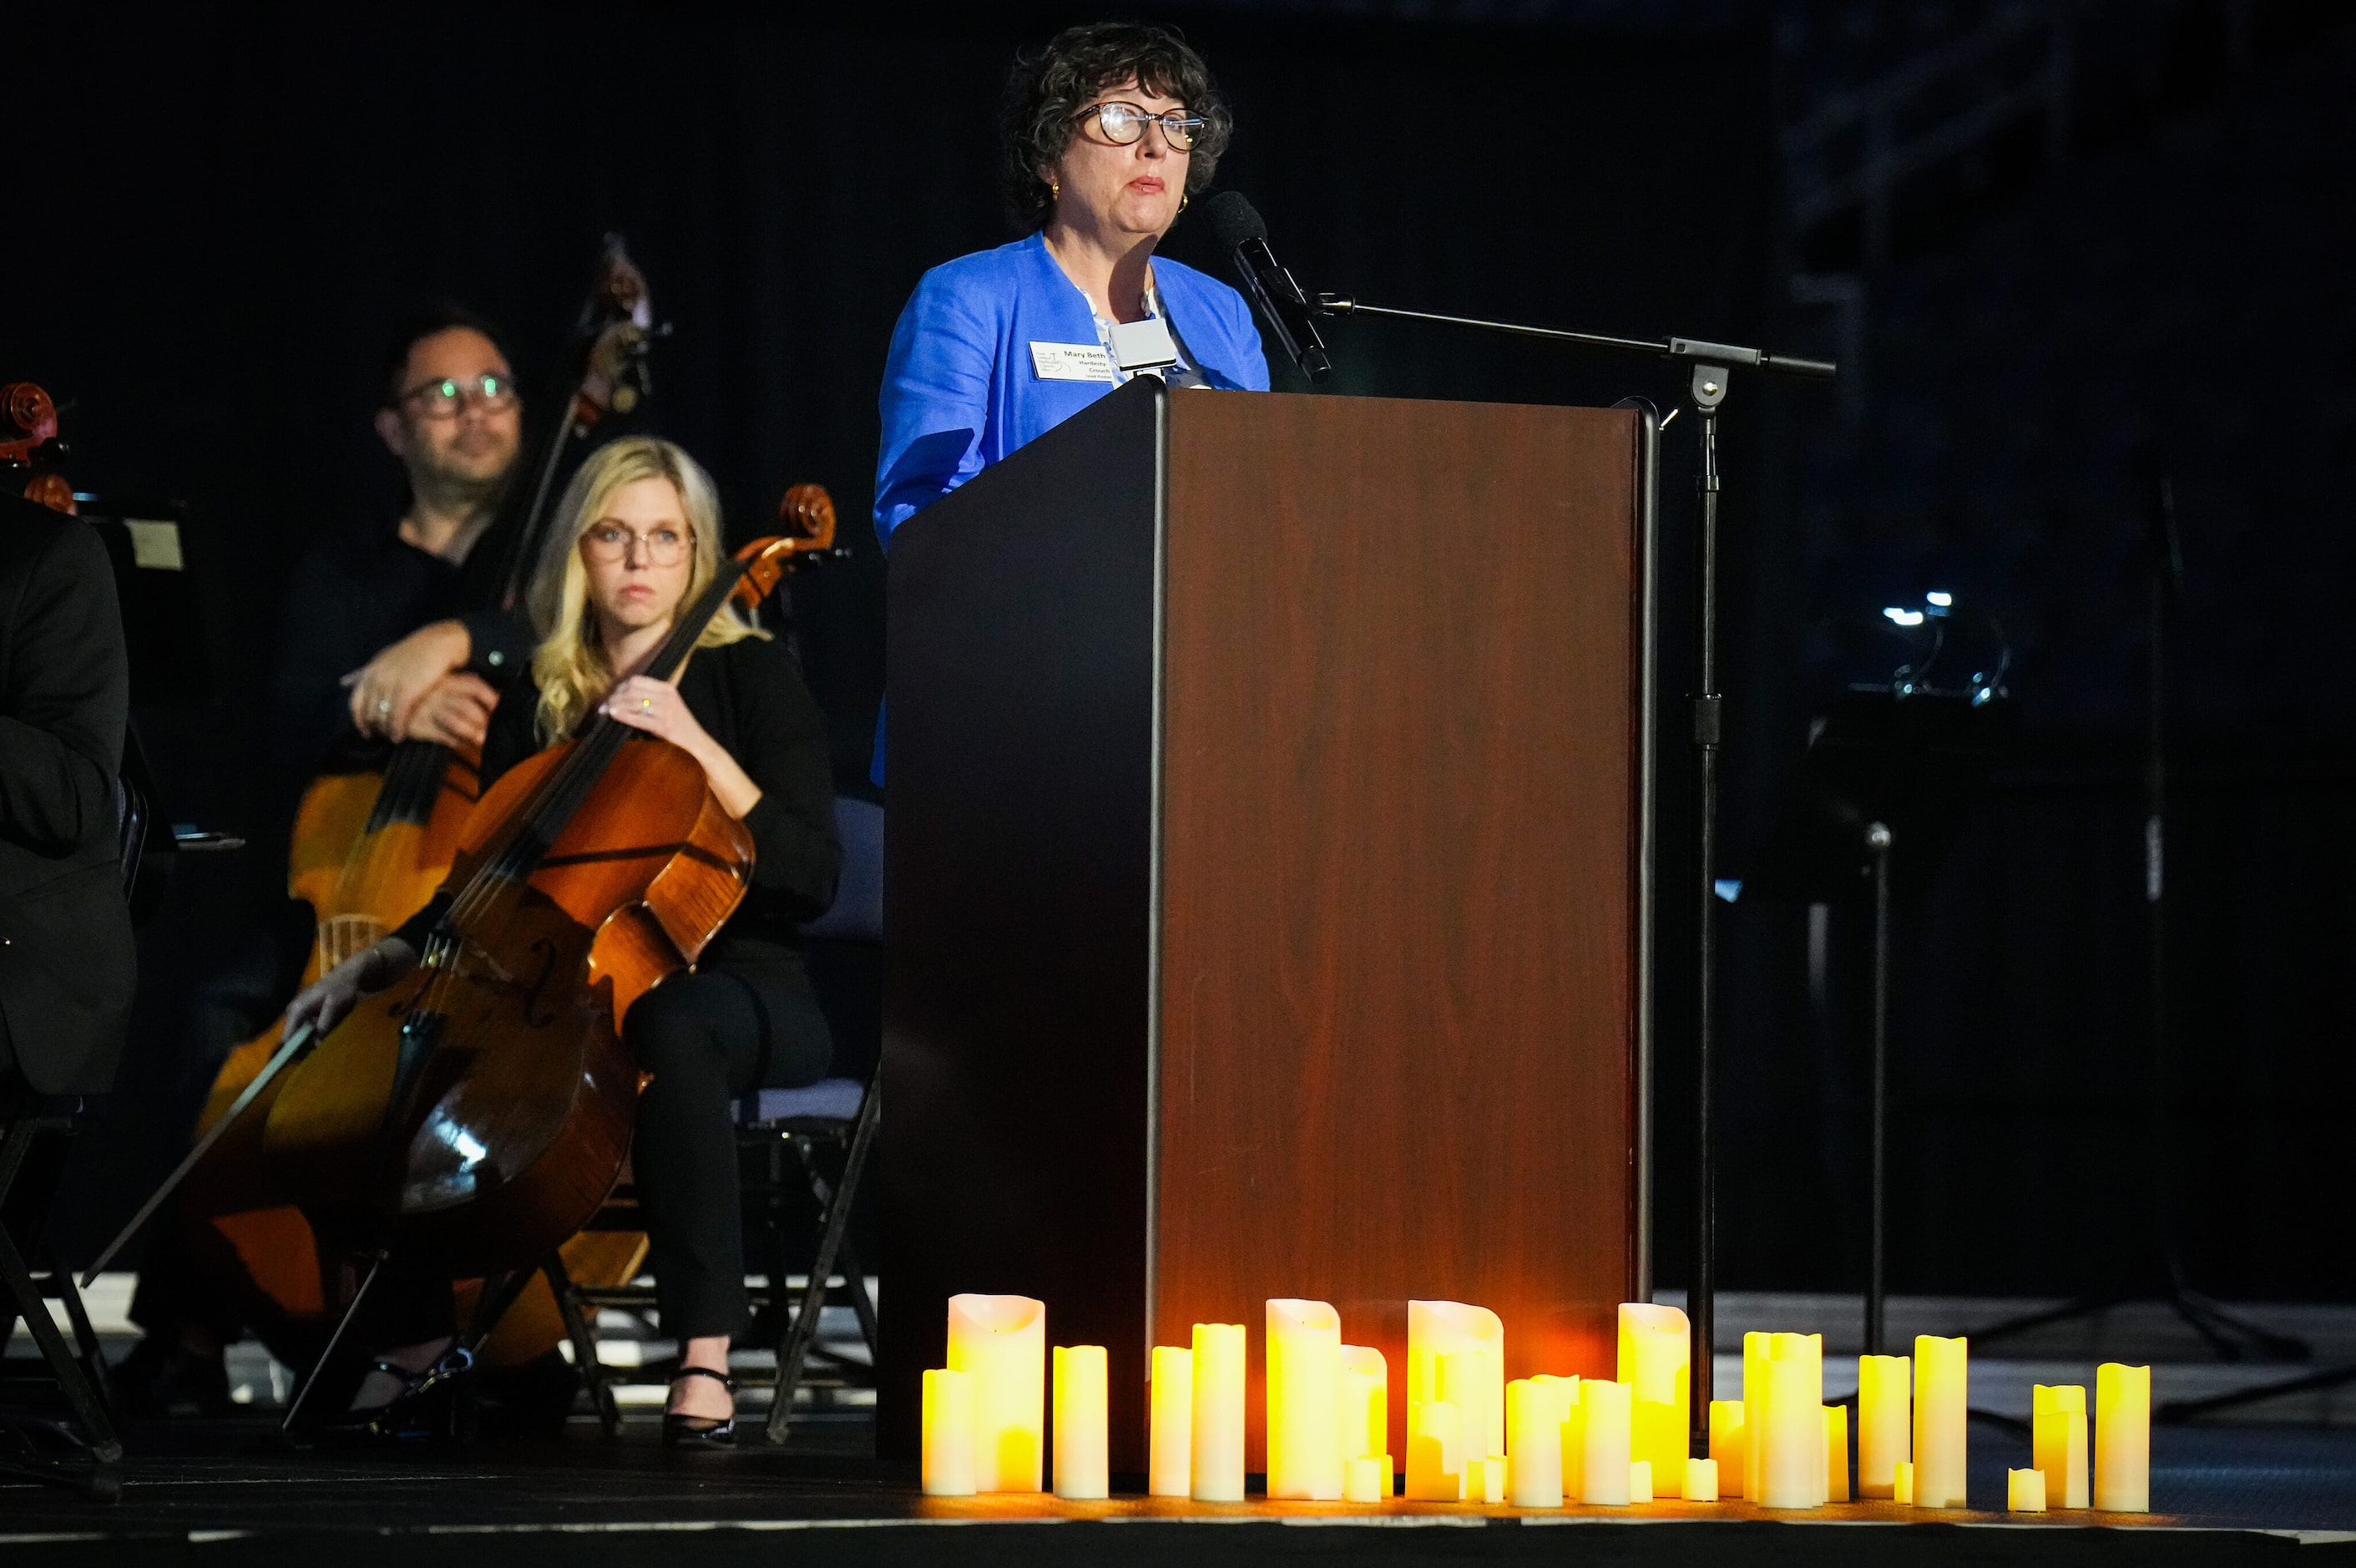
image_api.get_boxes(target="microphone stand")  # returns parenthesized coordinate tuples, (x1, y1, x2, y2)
(1316, 294, 1834, 1451)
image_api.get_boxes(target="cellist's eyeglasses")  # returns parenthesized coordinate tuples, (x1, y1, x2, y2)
(395, 372, 518, 419)
(583, 521, 693, 566)
(1075, 101, 1204, 151)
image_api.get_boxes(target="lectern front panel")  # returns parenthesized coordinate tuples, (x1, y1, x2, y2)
(879, 382, 1646, 1474)
(1153, 393, 1641, 1465)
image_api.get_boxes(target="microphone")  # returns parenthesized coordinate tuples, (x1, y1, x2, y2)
(1202, 191, 1333, 383)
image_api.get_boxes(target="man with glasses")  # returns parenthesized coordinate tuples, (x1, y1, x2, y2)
(270, 305, 529, 776)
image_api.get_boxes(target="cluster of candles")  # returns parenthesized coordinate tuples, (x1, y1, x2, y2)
(918, 1293, 2153, 1514)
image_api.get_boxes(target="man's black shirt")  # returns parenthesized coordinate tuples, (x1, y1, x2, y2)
(268, 518, 528, 781)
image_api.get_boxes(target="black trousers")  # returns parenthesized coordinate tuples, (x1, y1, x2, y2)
(626, 965, 832, 1341)
(362, 961, 832, 1352)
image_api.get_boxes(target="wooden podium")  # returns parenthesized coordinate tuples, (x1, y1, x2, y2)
(877, 378, 1656, 1473)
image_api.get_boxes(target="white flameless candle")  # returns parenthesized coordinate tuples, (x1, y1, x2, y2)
(2033, 1383, 2088, 1509)
(2095, 1363, 2150, 1513)
(945, 1294, 1045, 1493)
(1265, 1300, 1343, 1500)
(1191, 1323, 1246, 1502)
(1823, 1404, 1849, 1503)
(921, 1367, 976, 1496)
(1406, 1398, 1465, 1500)
(1150, 1346, 1192, 1497)
(1051, 1345, 1108, 1500)
(1580, 1379, 1633, 1505)
(1338, 1345, 1387, 1464)
(1408, 1301, 1504, 1461)
(1709, 1398, 1746, 1497)
(1505, 1378, 1564, 1507)
(1912, 1336, 1969, 1510)
(1618, 1302, 1691, 1483)
(1856, 1354, 1910, 1500)
(1757, 1337, 1823, 1509)
(1741, 1333, 1768, 1500)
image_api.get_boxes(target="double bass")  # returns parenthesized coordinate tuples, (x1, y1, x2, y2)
(262, 526, 832, 1302)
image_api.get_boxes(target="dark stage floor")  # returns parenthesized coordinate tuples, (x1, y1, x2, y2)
(4, 1416, 2354, 1566)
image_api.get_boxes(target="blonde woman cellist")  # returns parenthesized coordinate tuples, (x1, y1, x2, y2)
(286, 436, 840, 1445)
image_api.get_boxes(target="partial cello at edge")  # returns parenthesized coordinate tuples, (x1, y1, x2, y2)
(180, 486, 842, 1368)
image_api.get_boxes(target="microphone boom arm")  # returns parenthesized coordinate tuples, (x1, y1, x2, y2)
(1313, 294, 1837, 380)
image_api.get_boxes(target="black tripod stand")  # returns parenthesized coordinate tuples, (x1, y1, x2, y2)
(1967, 473, 2305, 1375)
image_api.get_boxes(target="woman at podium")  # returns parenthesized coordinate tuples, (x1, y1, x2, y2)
(873, 21, 1269, 549)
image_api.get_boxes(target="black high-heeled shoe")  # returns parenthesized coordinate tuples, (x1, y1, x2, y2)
(663, 1365, 736, 1449)
(320, 1348, 478, 1444)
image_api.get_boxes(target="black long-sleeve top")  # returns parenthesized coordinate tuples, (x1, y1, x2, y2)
(394, 633, 839, 975)
(269, 519, 529, 781)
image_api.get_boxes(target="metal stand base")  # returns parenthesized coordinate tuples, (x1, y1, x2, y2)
(2158, 1361, 2356, 1423)
(1969, 1274, 2308, 1365)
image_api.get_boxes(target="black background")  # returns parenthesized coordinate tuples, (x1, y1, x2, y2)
(14, 3, 2348, 1308)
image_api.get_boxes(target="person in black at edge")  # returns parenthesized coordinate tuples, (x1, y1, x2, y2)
(118, 306, 535, 1412)
(0, 492, 136, 1338)
(282, 436, 838, 1446)
(0, 491, 135, 1104)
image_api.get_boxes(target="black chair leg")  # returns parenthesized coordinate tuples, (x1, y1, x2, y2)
(541, 1251, 620, 1437)
(765, 1081, 880, 1446)
(0, 1219, 122, 1463)
(51, 1257, 113, 1409)
(833, 1237, 879, 1364)
(0, 1118, 123, 1478)
(787, 1141, 877, 1361)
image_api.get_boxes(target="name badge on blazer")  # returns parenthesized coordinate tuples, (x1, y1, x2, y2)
(1029, 341, 1118, 383)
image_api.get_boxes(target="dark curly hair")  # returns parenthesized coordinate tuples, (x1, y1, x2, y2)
(380, 298, 516, 408)
(999, 22, 1233, 232)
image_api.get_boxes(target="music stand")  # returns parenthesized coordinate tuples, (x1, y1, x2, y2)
(1747, 675, 2015, 1355)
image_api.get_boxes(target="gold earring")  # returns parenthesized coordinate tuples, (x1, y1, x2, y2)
(1179, 193, 1189, 212)
(1049, 178, 1061, 199)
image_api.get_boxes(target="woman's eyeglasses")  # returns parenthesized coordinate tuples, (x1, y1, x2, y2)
(1076, 101, 1204, 151)
(395, 372, 518, 420)
(583, 522, 693, 566)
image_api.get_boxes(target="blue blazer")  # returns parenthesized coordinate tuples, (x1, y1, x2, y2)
(873, 230, 1270, 544)
(868, 231, 1269, 781)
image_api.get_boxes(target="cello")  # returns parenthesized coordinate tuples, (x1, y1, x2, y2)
(164, 241, 659, 1366)
(88, 489, 847, 1388)
(260, 524, 832, 1318)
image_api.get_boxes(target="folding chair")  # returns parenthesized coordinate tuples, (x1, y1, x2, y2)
(739, 1065, 880, 1443)
(0, 771, 151, 1497)
(557, 796, 883, 1441)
